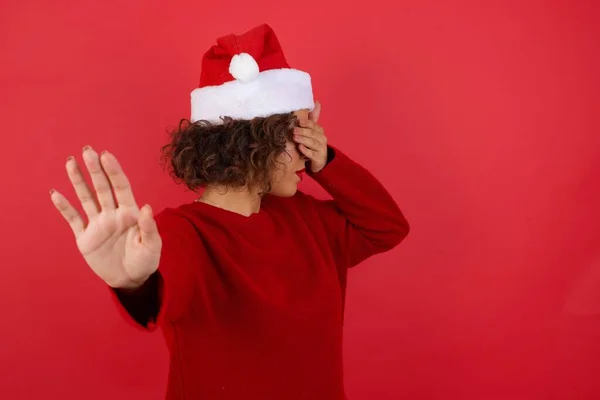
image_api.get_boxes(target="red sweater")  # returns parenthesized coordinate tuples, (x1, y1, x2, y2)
(112, 147, 409, 400)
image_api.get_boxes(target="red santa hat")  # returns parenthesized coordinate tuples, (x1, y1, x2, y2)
(190, 24, 315, 123)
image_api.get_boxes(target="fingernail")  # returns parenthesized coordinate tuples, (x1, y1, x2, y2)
(83, 145, 92, 152)
(49, 188, 55, 195)
(101, 150, 109, 156)
(66, 156, 74, 162)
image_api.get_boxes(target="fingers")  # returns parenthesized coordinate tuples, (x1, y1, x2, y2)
(138, 204, 160, 247)
(294, 115, 327, 157)
(297, 144, 316, 159)
(99, 151, 138, 209)
(296, 118, 324, 134)
(82, 146, 116, 211)
(66, 156, 100, 219)
(309, 101, 321, 123)
(293, 132, 322, 152)
(293, 118, 327, 153)
(293, 112, 328, 172)
(294, 124, 326, 144)
(50, 189, 85, 238)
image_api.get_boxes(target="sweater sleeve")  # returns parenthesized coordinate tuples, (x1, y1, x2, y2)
(307, 146, 410, 269)
(109, 208, 203, 331)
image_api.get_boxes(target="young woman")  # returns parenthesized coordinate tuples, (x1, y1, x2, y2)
(50, 24, 409, 399)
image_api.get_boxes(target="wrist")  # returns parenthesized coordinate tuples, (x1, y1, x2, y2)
(110, 274, 151, 291)
(308, 146, 336, 175)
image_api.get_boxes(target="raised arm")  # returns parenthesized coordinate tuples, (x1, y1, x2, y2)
(307, 146, 409, 267)
(50, 146, 198, 330)
(292, 104, 409, 268)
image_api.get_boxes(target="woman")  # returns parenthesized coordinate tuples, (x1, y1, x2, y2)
(50, 24, 409, 400)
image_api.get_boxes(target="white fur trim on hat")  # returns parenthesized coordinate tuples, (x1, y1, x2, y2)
(190, 68, 314, 123)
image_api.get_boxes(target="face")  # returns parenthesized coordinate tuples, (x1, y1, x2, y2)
(269, 109, 310, 197)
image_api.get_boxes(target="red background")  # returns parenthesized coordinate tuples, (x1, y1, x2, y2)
(2, 0, 600, 399)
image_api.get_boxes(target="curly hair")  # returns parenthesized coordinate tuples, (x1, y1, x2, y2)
(160, 113, 298, 196)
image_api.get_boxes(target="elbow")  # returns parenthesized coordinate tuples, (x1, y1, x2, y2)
(389, 216, 410, 249)
(399, 216, 411, 241)
(373, 215, 410, 252)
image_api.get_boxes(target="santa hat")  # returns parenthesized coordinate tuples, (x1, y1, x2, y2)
(190, 24, 315, 123)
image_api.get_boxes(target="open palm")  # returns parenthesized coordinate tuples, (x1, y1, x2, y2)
(51, 146, 162, 289)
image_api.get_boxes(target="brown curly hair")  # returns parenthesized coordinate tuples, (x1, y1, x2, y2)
(160, 113, 298, 196)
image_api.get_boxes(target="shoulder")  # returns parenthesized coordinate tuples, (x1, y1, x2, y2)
(155, 203, 191, 223)
(154, 203, 201, 236)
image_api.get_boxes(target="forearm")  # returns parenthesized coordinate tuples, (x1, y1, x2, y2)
(309, 146, 409, 256)
(112, 271, 161, 328)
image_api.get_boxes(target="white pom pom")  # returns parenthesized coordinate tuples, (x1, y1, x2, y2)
(229, 53, 259, 83)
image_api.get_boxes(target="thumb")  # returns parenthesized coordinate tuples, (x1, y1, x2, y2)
(138, 204, 160, 246)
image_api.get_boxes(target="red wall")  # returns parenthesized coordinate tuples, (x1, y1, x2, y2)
(2, 0, 599, 398)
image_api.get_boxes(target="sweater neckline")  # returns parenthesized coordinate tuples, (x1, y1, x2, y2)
(190, 198, 269, 224)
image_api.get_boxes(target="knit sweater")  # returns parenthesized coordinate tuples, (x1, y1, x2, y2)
(111, 147, 409, 400)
